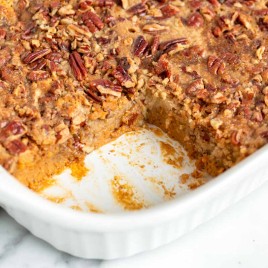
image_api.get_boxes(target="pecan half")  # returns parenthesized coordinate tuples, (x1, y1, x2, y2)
(90, 79, 122, 97)
(45, 52, 62, 63)
(127, 3, 146, 15)
(29, 58, 47, 71)
(112, 66, 134, 88)
(159, 38, 188, 53)
(160, 4, 179, 18)
(133, 35, 148, 57)
(82, 11, 104, 33)
(22, 49, 51, 64)
(5, 139, 27, 155)
(207, 55, 225, 75)
(69, 51, 87, 81)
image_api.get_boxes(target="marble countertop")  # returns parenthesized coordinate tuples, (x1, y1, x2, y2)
(1, 182, 268, 268)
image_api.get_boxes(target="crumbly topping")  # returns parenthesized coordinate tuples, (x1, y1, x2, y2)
(1, 0, 268, 185)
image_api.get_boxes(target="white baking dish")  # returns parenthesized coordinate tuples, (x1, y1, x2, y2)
(0, 127, 267, 260)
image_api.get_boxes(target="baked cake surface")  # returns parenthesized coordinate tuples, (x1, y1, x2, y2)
(1, 0, 268, 190)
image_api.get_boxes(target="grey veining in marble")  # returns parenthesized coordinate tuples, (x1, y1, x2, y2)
(0, 209, 101, 268)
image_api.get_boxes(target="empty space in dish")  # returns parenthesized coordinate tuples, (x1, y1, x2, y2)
(40, 125, 209, 213)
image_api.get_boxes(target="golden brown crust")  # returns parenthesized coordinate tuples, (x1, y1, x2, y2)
(1, 0, 268, 188)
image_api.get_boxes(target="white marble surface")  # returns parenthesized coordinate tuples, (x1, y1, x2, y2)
(1, 182, 268, 268)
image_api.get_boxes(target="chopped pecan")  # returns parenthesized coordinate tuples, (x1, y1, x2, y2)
(93, 0, 114, 7)
(22, 49, 51, 64)
(261, 131, 268, 139)
(160, 4, 179, 18)
(5, 139, 27, 155)
(154, 55, 171, 78)
(185, 78, 204, 95)
(117, 57, 130, 70)
(80, 0, 114, 8)
(151, 36, 160, 55)
(0, 121, 26, 142)
(208, 0, 220, 6)
(211, 92, 227, 104)
(207, 56, 225, 75)
(200, 6, 215, 21)
(142, 23, 167, 34)
(69, 51, 87, 81)
(212, 16, 229, 37)
(221, 73, 239, 85)
(258, 17, 268, 32)
(237, 13, 252, 29)
(82, 11, 104, 33)
(17, 0, 30, 10)
(189, 0, 202, 9)
(58, 4, 75, 16)
(67, 24, 92, 38)
(0, 28, 6, 39)
(127, 3, 146, 15)
(252, 111, 263, 122)
(181, 66, 201, 79)
(254, 9, 268, 16)
(187, 12, 204, 27)
(0, 48, 11, 68)
(96, 37, 111, 45)
(27, 70, 50, 81)
(112, 66, 134, 88)
(231, 131, 241, 145)
(133, 36, 148, 57)
(222, 52, 239, 65)
(21, 23, 36, 40)
(0, 80, 9, 90)
(77, 45, 91, 54)
(79, 0, 93, 9)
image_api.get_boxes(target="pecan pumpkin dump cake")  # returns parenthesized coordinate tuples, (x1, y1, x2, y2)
(1, 0, 268, 190)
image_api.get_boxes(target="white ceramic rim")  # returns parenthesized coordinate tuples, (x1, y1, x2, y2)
(0, 144, 267, 232)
